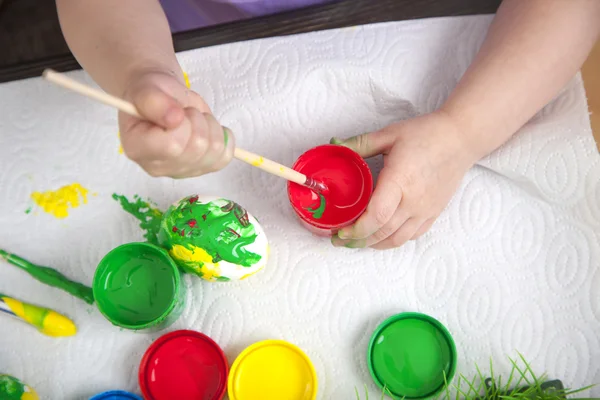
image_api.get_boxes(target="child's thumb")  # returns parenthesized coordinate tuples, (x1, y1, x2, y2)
(330, 130, 394, 158)
(129, 84, 184, 129)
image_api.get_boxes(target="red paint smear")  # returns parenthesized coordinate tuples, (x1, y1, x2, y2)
(139, 330, 228, 400)
(187, 219, 197, 228)
(189, 195, 199, 204)
(172, 227, 178, 233)
(288, 144, 373, 229)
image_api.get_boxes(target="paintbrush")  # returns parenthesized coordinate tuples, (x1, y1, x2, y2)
(0, 293, 77, 337)
(0, 248, 94, 305)
(42, 69, 328, 193)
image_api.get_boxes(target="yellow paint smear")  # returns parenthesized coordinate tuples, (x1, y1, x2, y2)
(252, 157, 264, 167)
(170, 244, 222, 281)
(183, 71, 191, 88)
(22, 392, 40, 400)
(31, 183, 89, 219)
(117, 131, 124, 154)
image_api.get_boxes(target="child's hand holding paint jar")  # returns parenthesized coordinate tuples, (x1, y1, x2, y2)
(331, 0, 600, 249)
(330, 112, 475, 250)
(118, 70, 235, 178)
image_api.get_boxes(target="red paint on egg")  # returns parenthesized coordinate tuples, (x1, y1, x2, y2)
(287, 144, 373, 236)
(139, 330, 228, 400)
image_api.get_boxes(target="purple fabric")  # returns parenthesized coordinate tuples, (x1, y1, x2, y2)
(159, 0, 331, 32)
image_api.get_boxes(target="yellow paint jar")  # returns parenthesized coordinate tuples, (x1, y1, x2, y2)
(227, 340, 317, 400)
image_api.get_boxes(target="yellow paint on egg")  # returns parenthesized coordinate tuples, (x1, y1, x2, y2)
(30, 183, 89, 219)
(169, 244, 222, 281)
(240, 269, 262, 280)
(22, 392, 40, 400)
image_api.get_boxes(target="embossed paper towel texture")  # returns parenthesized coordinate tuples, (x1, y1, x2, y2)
(0, 15, 599, 399)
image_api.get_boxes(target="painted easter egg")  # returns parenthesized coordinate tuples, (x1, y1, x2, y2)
(158, 195, 268, 282)
(0, 375, 39, 400)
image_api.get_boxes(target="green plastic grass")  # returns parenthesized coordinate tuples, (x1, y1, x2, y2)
(356, 353, 597, 400)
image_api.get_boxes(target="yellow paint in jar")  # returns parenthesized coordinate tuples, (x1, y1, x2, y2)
(228, 340, 317, 400)
(30, 183, 90, 219)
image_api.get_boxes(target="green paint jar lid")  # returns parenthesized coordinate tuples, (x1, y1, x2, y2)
(367, 312, 457, 399)
(93, 242, 184, 331)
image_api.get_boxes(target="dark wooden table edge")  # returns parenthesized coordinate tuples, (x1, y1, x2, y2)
(0, 0, 501, 83)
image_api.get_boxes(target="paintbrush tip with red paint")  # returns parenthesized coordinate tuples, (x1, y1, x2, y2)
(303, 177, 329, 195)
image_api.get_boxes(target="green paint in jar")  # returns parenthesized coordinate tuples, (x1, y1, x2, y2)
(93, 242, 185, 332)
(367, 312, 456, 399)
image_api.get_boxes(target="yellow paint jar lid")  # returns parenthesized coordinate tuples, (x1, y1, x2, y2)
(228, 340, 317, 400)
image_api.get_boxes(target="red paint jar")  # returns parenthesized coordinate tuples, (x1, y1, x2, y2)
(139, 330, 228, 400)
(287, 144, 373, 236)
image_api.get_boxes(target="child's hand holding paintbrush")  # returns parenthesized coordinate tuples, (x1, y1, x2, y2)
(43, 70, 327, 193)
(116, 70, 235, 179)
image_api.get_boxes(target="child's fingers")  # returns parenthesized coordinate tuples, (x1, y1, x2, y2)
(337, 168, 403, 240)
(175, 110, 234, 175)
(120, 118, 191, 166)
(411, 217, 436, 240)
(200, 113, 235, 172)
(129, 84, 185, 130)
(371, 217, 423, 250)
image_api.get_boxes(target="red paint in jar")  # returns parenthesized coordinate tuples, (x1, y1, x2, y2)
(287, 144, 373, 236)
(138, 330, 228, 400)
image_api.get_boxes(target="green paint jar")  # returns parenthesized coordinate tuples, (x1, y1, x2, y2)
(367, 312, 457, 399)
(93, 242, 185, 332)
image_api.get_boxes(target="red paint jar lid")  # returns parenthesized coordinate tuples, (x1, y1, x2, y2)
(288, 144, 373, 229)
(138, 330, 228, 400)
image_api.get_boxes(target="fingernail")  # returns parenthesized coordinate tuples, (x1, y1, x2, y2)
(330, 137, 344, 145)
(337, 229, 350, 239)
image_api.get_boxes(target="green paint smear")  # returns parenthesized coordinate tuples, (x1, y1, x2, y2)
(306, 193, 326, 219)
(95, 246, 176, 326)
(223, 128, 229, 146)
(20, 300, 50, 329)
(0, 249, 94, 305)
(24, 207, 32, 214)
(158, 196, 261, 272)
(0, 375, 25, 400)
(112, 194, 163, 246)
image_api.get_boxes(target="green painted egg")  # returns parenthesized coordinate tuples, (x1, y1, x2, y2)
(158, 195, 269, 282)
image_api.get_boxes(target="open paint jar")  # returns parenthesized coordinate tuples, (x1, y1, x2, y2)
(228, 340, 317, 400)
(138, 330, 229, 400)
(367, 312, 457, 399)
(93, 242, 185, 332)
(89, 391, 143, 400)
(287, 144, 373, 236)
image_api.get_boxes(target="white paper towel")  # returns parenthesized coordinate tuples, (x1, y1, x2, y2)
(1, 15, 599, 399)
